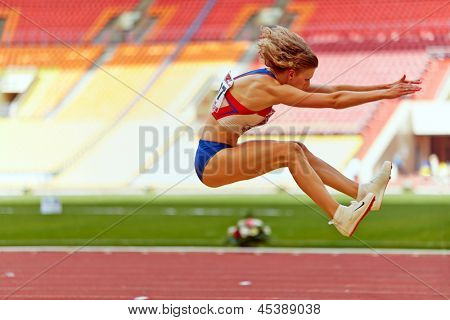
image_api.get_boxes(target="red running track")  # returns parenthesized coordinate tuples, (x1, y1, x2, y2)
(0, 251, 448, 299)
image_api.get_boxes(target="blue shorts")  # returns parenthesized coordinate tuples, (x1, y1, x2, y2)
(195, 139, 232, 182)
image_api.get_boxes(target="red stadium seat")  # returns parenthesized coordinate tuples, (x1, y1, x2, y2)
(193, 0, 275, 41)
(288, 0, 450, 49)
(0, 0, 138, 44)
(144, 0, 207, 42)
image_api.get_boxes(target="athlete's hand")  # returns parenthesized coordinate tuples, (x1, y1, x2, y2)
(387, 74, 422, 88)
(384, 82, 421, 99)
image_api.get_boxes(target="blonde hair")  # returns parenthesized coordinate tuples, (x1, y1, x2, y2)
(257, 25, 318, 72)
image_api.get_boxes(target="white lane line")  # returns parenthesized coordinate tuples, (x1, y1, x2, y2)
(0, 246, 447, 255)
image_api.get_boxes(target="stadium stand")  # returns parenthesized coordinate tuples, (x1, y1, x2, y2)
(0, 46, 105, 185)
(0, 0, 138, 44)
(0, 44, 172, 186)
(144, 0, 207, 42)
(16, 68, 85, 118)
(192, 0, 275, 41)
(289, 0, 450, 49)
(0, 46, 102, 67)
(416, 59, 450, 100)
(54, 44, 174, 121)
(0, 46, 103, 117)
(2, 0, 447, 44)
(357, 57, 450, 158)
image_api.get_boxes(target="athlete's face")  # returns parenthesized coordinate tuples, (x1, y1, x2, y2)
(287, 68, 316, 90)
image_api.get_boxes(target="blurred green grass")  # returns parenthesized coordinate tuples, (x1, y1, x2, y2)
(0, 194, 448, 248)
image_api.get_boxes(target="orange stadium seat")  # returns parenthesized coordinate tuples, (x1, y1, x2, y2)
(0, 45, 103, 67)
(106, 43, 175, 65)
(176, 41, 248, 62)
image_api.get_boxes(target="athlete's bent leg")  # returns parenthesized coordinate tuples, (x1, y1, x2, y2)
(297, 142, 358, 199)
(202, 140, 339, 218)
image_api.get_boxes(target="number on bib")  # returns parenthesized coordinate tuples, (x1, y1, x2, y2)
(212, 72, 234, 112)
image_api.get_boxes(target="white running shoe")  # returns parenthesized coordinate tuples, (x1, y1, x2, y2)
(330, 193, 376, 237)
(357, 161, 392, 211)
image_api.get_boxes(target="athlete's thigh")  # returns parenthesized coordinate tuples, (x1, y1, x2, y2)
(202, 140, 294, 187)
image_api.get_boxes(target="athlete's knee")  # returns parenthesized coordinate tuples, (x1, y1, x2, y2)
(295, 142, 309, 153)
(296, 142, 316, 162)
(289, 142, 306, 157)
(284, 142, 307, 165)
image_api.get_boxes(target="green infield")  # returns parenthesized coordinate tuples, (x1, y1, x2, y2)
(0, 194, 448, 249)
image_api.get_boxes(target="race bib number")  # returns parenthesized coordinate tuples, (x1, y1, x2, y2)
(212, 71, 234, 112)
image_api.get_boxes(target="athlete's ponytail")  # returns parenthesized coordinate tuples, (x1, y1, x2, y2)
(257, 25, 318, 72)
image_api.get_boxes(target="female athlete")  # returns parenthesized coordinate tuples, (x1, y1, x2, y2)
(194, 26, 421, 237)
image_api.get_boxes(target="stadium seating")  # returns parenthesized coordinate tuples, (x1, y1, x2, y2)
(192, 0, 275, 40)
(0, 0, 138, 44)
(416, 59, 450, 100)
(141, 0, 276, 42)
(144, 0, 207, 42)
(16, 68, 85, 118)
(143, 0, 449, 43)
(3, 0, 447, 45)
(357, 58, 450, 158)
(0, 46, 102, 67)
(0, 44, 172, 180)
(288, 0, 450, 48)
(54, 44, 174, 121)
(0, 46, 103, 117)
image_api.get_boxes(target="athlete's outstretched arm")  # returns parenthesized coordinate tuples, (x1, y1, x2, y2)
(267, 81, 421, 109)
(305, 83, 387, 94)
(305, 75, 422, 94)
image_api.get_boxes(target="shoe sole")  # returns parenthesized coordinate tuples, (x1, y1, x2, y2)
(372, 161, 393, 211)
(349, 195, 376, 237)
